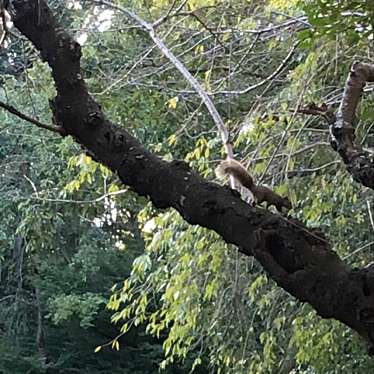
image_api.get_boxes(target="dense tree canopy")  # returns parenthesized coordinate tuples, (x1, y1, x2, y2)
(2, 0, 374, 373)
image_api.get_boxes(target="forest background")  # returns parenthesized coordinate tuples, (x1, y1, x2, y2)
(1, 0, 374, 373)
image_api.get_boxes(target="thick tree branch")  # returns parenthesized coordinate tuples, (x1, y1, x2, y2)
(10, 0, 374, 352)
(331, 61, 374, 188)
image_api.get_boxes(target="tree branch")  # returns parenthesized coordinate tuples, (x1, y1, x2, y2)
(93, 0, 233, 159)
(11, 0, 374, 353)
(0, 99, 67, 134)
(212, 41, 298, 96)
(297, 64, 374, 190)
(330, 61, 374, 188)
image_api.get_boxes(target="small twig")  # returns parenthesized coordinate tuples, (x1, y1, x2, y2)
(0, 100, 66, 135)
(277, 214, 329, 244)
(367, 200, 374, 233)
(286, 160, 340, 178)
(24, 174, 38, 196)
(343, 241, 374, 261)
(215, 41, 299, 95)
(271, 11, 312, 29)
(0, 295, 14, 303)
(174, 10, 226, 49)
(258, 90, 306, 185)
(251, 142, 330, 162)
(153, 0, 187, 28)
(212, 17, 309, 36)
(30, 188, 129, 204)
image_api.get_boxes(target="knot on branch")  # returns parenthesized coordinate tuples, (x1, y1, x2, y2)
(86, 111, 103, 127)
(67, 72, 83, 86)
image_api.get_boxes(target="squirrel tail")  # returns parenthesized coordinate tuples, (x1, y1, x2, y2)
(216, 159, 254, 190)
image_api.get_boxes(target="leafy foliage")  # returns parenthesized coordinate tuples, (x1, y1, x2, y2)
(2, 0, 374, 373)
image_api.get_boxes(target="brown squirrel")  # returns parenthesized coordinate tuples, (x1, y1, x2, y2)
(216, 159, 292, 212)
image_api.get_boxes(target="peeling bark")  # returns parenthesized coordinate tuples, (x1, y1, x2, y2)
(9, 0, 374, 353)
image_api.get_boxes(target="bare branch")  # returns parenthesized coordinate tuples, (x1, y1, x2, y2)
(152, 0, 188, 28)
(297, 63, 374, 190)
(331, 61, 374, 188)
(287, 160, 340, 178)
(168, 9, 226, 49)
(335, 62, 374, 127)
(0, 100, 66, 135)
(93, 0, 233, 159)
(215, 42, 298, 95)
(214, 16, 310, 35)
(30, 189, 129, 205)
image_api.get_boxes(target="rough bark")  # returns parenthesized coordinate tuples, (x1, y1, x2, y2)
(331, 61, 374, 188)
(9, 0, 374, 352)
